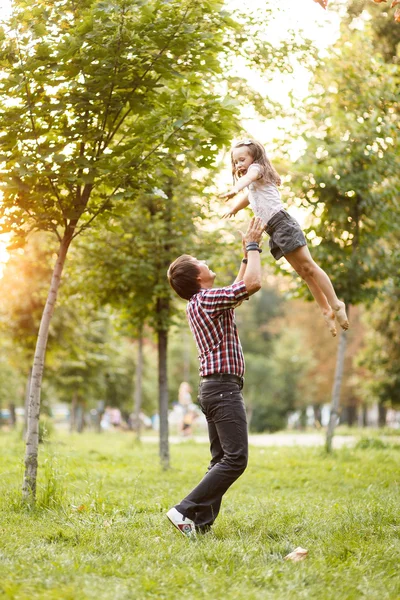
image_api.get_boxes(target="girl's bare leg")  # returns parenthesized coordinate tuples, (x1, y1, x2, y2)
(284, 245, 349, 332)
(285, 252, 337, 336)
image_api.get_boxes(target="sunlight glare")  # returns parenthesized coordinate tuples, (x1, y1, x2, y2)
(0, 233, 10, 278)
(0, 0, 11, 19)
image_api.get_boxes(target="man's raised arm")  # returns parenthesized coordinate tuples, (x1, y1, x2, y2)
(234, 217, 265, 296)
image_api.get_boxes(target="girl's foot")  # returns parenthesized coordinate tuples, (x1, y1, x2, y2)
(333, 302, 349, 331)
(323, 309, 337, 337)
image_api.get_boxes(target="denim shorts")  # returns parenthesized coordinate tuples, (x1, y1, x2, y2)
(265, 210, 307, 260)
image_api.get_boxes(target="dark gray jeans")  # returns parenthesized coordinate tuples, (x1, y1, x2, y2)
(175, 378, 248, 530)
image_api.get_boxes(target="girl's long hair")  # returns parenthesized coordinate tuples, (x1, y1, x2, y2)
(231, 139, 281, 186)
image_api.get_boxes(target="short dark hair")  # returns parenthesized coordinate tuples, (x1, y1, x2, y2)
(167, 255, 201, 300)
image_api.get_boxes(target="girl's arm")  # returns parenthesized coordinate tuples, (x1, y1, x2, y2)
(222, 191, 250, 219)
(219, 168, 260, 200)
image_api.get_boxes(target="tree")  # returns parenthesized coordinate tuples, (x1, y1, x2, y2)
(0, 233, 55, 360)
(289, 22, 399, 450)
(71, 157, 252, 466)
(1, 0, 294, 495)
(357, 276, 400, 422)
(316, 0, 400, 26)
(0, 233, 56, 429)
(347, 1, 400, 47)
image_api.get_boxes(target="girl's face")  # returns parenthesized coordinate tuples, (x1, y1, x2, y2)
(232, 146, 254, 176)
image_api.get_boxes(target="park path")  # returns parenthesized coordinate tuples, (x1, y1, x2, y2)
(142, 432, 357, 448)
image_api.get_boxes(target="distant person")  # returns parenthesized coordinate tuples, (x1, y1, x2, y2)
(180, 404, 198, 438)
(219, 138, 348, 337)
(166, 217, 265, 537)
(178, 382, 195, 437)
(178, 381, 192, 408)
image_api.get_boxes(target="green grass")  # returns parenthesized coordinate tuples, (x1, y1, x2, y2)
(0, 431, 399, 600)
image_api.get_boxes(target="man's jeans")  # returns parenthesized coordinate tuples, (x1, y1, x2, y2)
(175, 378, 248, 529)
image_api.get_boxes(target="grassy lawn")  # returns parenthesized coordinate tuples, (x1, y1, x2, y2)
(0, 431, 399, 600)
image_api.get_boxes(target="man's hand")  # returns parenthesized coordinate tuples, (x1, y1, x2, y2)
(243, 216, 265, 247)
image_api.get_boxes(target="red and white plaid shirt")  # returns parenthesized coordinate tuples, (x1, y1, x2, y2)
(186, 281, 249, 377)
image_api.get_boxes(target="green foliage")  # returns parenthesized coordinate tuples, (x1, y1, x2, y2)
(346, 0, 400, 62)
(0, 346, 25, 407)
(167, 323, 199, 401)
(0, 0, 302, 243)
(238, 286, 285, 355)
(248, 329, 315, 433)
(0, 232, 56, 356)
(0, 432, 399, 599)
(357, 281, 400, 409)
(0, 0, 311, 448)
(289, 23, 400, 306)
(38, 415, 54, 443)
(43, 304, 143, 413)
(355, 436, 389, 450)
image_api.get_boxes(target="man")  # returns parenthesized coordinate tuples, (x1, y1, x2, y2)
(166, 217, 265, 537)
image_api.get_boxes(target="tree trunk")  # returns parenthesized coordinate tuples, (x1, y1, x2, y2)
(133, 332, 144, 441)
(158, 327, 169, 470)
(22, 235, 72, 501)
(347, 404, 356, 427)
(76, 401, 85, 433)
(313, 404, 322, 428)
(362, 403, 368, 427)
(70, 390, 78, 433)
(326, 327, 349, 453)
(8, 403, 16, 429)
(23, 368, 32, 439)
(96, 401, 105, 433)
(378, 400, 387, 428)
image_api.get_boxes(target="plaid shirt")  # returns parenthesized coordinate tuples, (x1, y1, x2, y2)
(186, 281, 249, 377)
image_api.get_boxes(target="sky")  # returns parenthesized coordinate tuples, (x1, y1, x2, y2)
(0, 0, 343, 275)
(229, 0, 342, 146)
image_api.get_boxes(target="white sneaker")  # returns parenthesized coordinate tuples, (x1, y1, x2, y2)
(167, 508, 196, 538)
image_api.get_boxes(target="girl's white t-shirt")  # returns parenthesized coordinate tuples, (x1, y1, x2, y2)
(247, 163, 283, 225)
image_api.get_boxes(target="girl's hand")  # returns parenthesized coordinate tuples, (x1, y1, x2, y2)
(222, 209, 236, 219)
(219, 188, 238, 201)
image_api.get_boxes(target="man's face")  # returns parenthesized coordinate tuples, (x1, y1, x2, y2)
(232, 146, 253, 176)
(193, 258, 215, 288)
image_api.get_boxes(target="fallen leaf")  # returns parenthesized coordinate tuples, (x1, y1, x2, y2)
(284, 547, 308, 562)
(371, 0, 387, 3)
(395, 6, 400, 20)
(391, 0, 399, 6)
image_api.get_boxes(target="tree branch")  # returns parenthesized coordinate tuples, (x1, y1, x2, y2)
(102, 1, 195, 150)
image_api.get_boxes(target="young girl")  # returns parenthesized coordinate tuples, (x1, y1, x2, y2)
(219, 138, 348, 337)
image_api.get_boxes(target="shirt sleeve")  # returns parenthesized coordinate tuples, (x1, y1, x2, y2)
(248, 163, 262, 179)
(199, 281, 249, 316)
